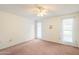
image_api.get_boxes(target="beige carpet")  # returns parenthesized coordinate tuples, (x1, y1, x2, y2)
(0, 39, 79, 55)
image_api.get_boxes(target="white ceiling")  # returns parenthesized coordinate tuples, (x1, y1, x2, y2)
(0, 4, 79, 20)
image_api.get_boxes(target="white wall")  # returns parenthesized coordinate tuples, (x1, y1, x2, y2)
(42, 13, 79, 47)
(42, 17, 60, 43)
(0, 11, 34, 49)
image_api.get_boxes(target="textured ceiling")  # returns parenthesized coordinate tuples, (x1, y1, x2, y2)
(0, 4, 79, 20)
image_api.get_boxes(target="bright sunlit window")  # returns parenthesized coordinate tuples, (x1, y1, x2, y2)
(62, 18, 74, 42)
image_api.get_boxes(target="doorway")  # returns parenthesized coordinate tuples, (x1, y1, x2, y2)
(35, 21, 42, 39)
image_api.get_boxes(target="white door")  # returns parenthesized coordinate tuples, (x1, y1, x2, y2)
(35, 21, 42, 39)
(61, 18, 75, 46)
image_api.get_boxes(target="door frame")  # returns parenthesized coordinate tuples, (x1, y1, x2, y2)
(35, 20, 42, 39)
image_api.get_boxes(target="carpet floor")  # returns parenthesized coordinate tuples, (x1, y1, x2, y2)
(0, 39, 79, 55)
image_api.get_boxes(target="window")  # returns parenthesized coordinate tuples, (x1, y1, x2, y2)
(62, 18, 74, 43)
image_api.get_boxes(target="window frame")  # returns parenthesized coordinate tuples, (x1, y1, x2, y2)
(60, 17, 76, 46)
